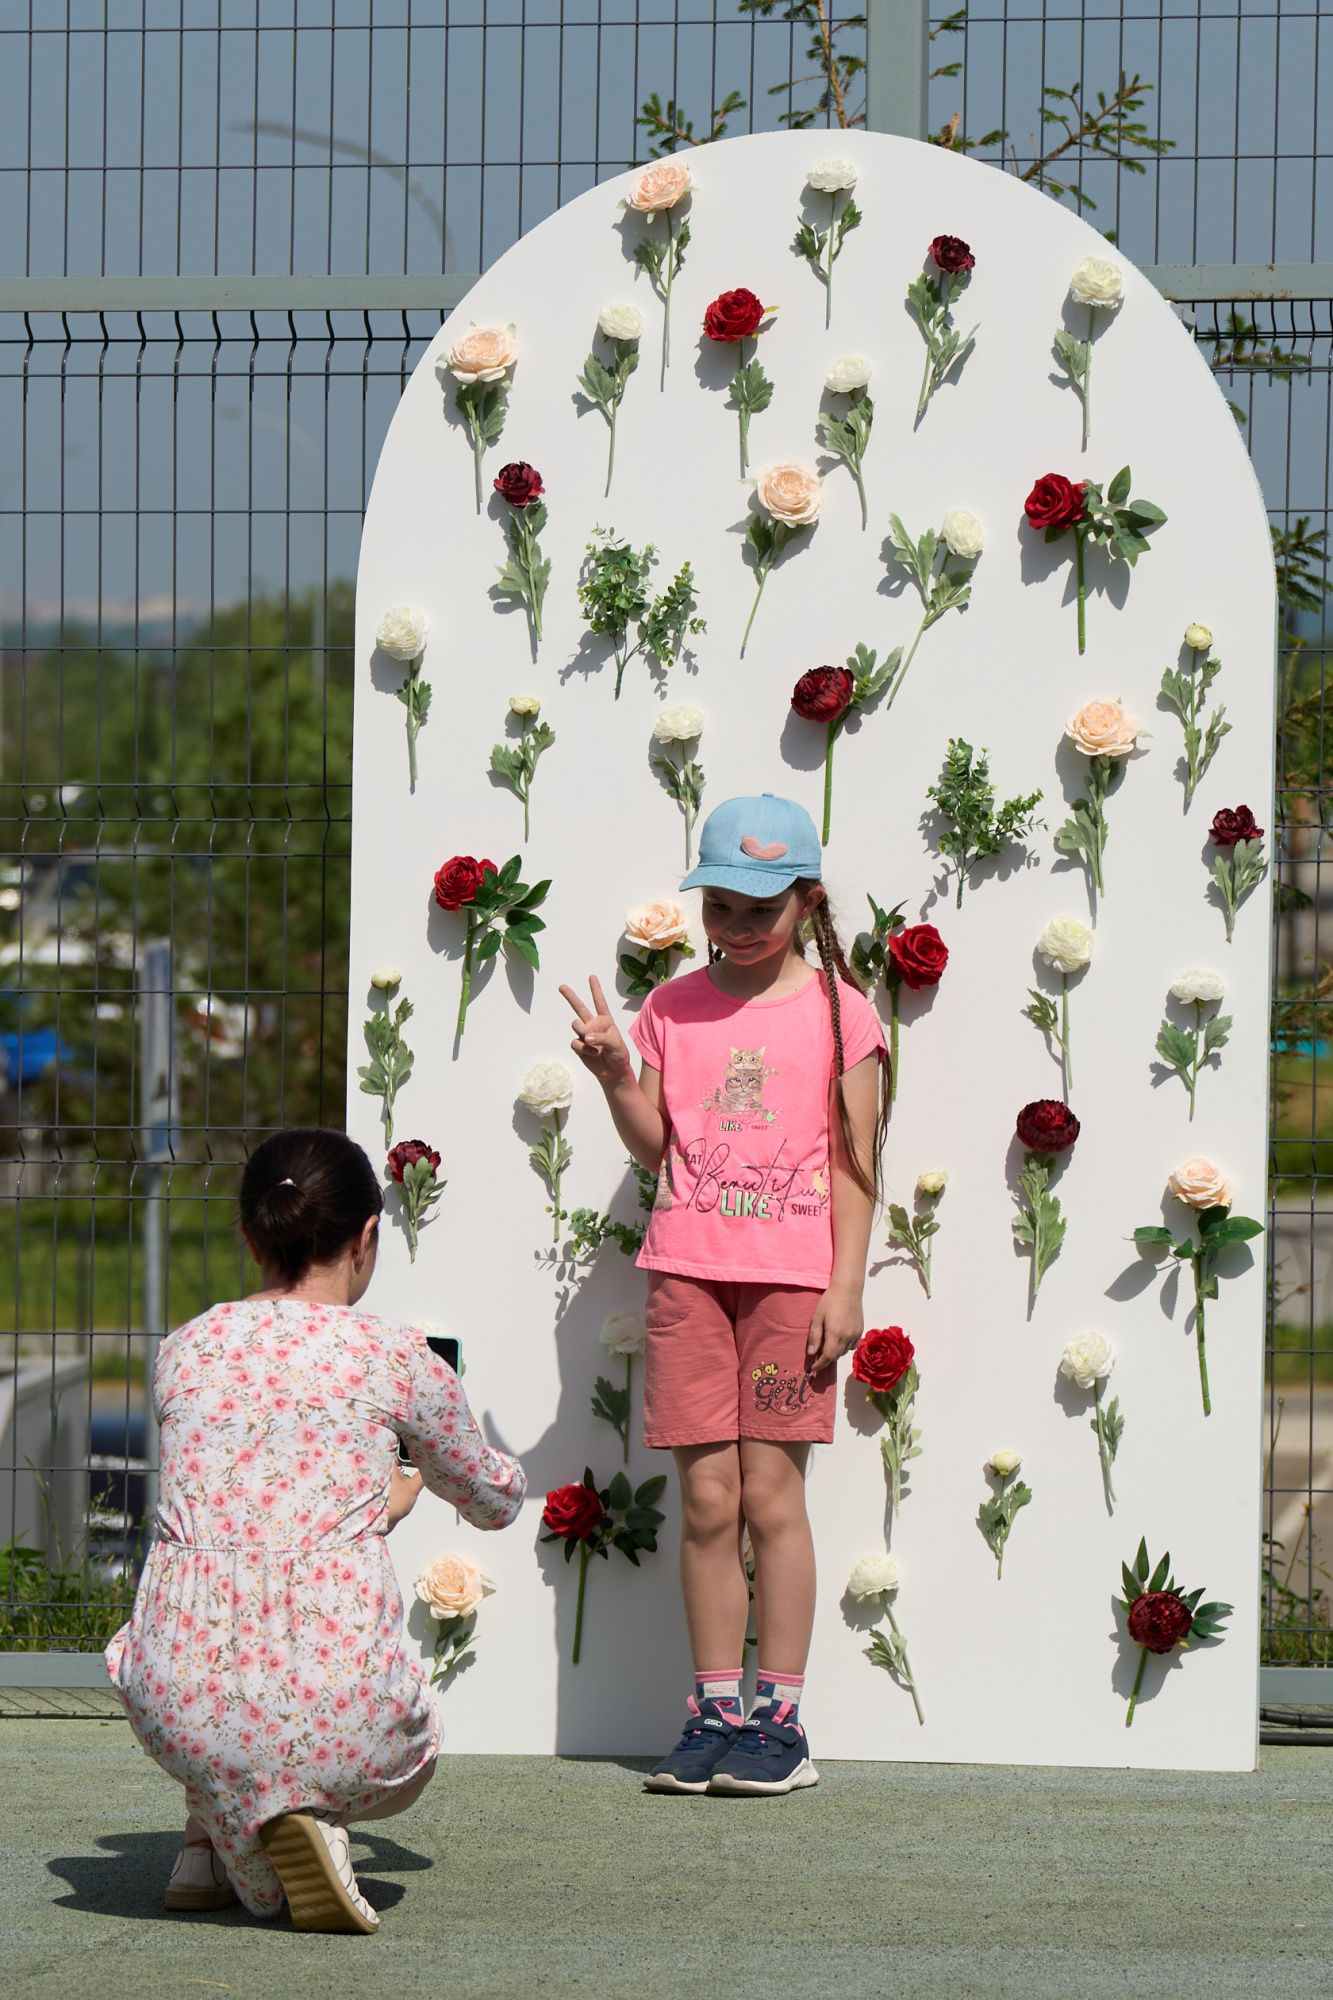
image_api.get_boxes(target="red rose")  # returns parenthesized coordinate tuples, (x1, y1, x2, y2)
(887, 923, 949, 991)
(493, 461, 544, 508)
(851, 1326, 915, 1396)
(928, 234, 975, 273)
(433, 855, 497, 911)
(1127, 1590, 1194, 1655)
(1210, 805, 1264, 847)
(542, 1482, 606, 1542)
(791, 665, 855, 725)
(1024, 474, 1087, 533)
(386, 1139, 440, 1183)
(1015, 1099, 1081, 1154)
(703, 288, 770, 342)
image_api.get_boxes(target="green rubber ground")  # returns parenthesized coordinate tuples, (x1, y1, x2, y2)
(4, 1716, 1331, 1998)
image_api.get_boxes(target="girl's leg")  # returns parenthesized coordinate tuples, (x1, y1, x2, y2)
(738, 1438, 815, 1674)
(672, 1441, 748, 1668)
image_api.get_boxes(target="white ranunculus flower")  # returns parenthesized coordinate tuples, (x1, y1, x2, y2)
(988, 1449, 1023, 1477)
(940, 509, 985, 560)
(652, 704, 705, 745)
(375, 604, 429, 661)
(1059, 1331, 1116, 1390)
(1170, 967, 1226, 1005)
(1167, 1155, 1236, 1212)
(825, 354, 873, 395)
(806, 157, 859, 194)
(1069, 256, 1124, 308)
(600, 1310, 646, 1356)
(508, 693, 541, 718)
(916, 1170, 948, 1198)
(1184, 623, 1213, 652)
(846, 1552, 900, 1600)
(597, 302, 645, 343)
(369, 966, 402, 991)
(1036, 916, 1095, 975)
(517, 1061, 574, 1117)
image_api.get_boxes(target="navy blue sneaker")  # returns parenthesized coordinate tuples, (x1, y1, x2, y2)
(707, 1701, 819, 1795)
(643, 1698, 742, 1794)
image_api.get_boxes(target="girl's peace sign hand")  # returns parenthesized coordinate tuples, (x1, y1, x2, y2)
(558, 976, 634, 1088)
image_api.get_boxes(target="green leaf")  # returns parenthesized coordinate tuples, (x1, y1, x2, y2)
(607, 1471, 633, 1512)
(1134, 1537, 1150, 1582)
(1107, 464, 1131, 506)
(1147, 1551, 1171, 1593)
(505, 929, 541, 971)
(634, 1474, 668, 1506)
(1133, 1226, 1174, 1246)
(475, 928, 503, 962)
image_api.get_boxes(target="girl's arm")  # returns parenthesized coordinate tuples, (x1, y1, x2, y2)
(806, 1051, 880, 1371)
(558, 975, 669, 1172)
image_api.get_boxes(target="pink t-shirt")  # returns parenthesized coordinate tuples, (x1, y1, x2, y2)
(627, 964, 886, 1288)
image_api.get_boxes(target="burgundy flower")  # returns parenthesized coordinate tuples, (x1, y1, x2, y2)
(851, 1326, 915, 1396)
(1015, 1099, 1080, 1154)
(1127, 1590, 1194, 1655)
(1024, 474, 1087, 533)
(887, 924, 949, 991)
(493, 461, 544, 508)
(928, 235, 975, 274)
(541, 1482, 606, 1542)
(1210, 804, 1264, 847)
(433, 855, 497, 911)
(791, 665, 855, 725)
(386, 1139, 440, 1183)
(703, 288, 770, 342)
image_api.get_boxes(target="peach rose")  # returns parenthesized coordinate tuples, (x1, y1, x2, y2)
(1167, 1156, 1236, 1212)
(755, 461, 824, 527)
(442, 324, 518, 384)
(1065, 697, 1141, 758)
(624, 900, 689, 949)
(414, 1553, 494, 1620)
(625, 161, 692, 213)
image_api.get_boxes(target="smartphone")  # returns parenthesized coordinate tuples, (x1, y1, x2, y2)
(425, 1333, 462, 1373)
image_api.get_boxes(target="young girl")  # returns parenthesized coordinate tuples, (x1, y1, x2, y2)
(559, 792, 889, 1795)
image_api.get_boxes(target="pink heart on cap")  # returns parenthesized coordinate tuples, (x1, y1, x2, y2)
(740, 836, 788, 861)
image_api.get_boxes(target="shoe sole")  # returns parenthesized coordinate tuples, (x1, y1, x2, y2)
(642, 1771, 713, 1794)
(163, 1884, 238, 1912)
(708, 1759, 821, 1796)
(258, 1812, 379, 1934)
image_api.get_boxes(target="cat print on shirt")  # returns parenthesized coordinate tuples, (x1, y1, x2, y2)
(703, 1046, 778, 1127)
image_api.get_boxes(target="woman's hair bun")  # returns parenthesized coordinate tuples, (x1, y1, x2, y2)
(239, 1130, 382, 1284)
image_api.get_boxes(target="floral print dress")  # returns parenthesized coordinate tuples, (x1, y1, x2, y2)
(105, 1298, 526, 1916)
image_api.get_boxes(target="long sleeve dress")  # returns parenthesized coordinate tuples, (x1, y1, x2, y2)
(105, 1296, 526, 1916)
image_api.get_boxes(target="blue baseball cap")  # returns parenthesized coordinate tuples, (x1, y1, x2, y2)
(679, 793, 822, 895)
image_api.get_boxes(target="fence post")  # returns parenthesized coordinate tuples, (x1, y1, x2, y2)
(863, 0, 930, 140)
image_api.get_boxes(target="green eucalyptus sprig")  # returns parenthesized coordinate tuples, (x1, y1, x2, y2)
(357, 969, 414, 1146)
(577, 530, 705, 700)
(1159, 624, 1231, 809)
(577, 306, 644, 493)
(560, 1161, 656, 1264)
(1133, 1162, 1264, 1416)
(1118, 1538, 1232, 1728)
(880, 512, 983, 714)
(1154, 970, 1231, 1120)
(906, 238, 979, 420)
(885, 1171, 948, 1299)
(926, 738, 1044, 907)
(817, 359, 874, 528)
(979, 1451, 1031, 1580)
(796, 161, 862, 327)
(490, 697, 555, 842)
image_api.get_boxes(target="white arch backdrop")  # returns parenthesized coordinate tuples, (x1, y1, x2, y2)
(349, 129, 1275, 1771)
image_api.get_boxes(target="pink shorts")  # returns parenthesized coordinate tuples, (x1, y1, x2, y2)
(642, 1271, 837, 1448)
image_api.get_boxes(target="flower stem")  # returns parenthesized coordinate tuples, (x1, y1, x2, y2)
(1061, 974, 1072, 1095)
(606, 405, 617, 495)
(884, 618, 926, 716)
(915, 282, 936, 417)
(1194, 1254, 1212, 1416)
(1082, 306, 1094, 449)
(1188, 1001, 1200, 1120)
(661, 213, 674, 385)
(738, 337, 751, 475)
(1125, 1642, 1149, 1726)
(623, 1353, 633, 1465)
(853, 460, 867, 531)
(683, 782, 696, 870)
(522, 780, 530, 844)
(821, 721, 836, 845)
(473, 427, 484, 512)
(1093, 1381, 1116, 1502)
(889, 985, 900, 1104)
(572, 1541, 590, 1664)
(885, 1603, 924, 1724)
(1075, 532, 1087, 654)
(825, 194, 836, 328)
(456, 916, 475, 1042)
(550, 1112, 563, 1245)
(740, 563, 767, 655)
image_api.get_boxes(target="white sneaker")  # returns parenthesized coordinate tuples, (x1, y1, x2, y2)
(164, 1841, 239, 1912)
(258, 1810, 380, 1934)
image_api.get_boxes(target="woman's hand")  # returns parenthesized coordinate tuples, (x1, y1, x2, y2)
(806, 1282, 864, 1373)
(558, 975, 634, 1090)
(386, 1462, 423, 1531)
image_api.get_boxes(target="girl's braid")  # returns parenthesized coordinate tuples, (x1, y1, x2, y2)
(811, 901, 847, 1079)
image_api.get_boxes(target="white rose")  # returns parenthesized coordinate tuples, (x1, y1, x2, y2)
(1036, 916, 1095, 975)
(625, 160, 692, 213)
(825, 354, 873, 395)
(1065, 697, 1141, 758)
(517, 1061, 574, 1117)
(369, 967, 402, 991)
(439, 323, 518, 384)
(846, 1552, 899, 1600)
(988, 1449, 1023, 1477)
(1184, 623, 1213, 652)
(652, 704, 705, 745)
(1069, 256, 1124, 308)
(375, 604, 429, 661)
(508, 693, 541, 718)
(1059, 1332, 1116, 1390)
(1167, 1155, 1236, 1212)
(754, 461, 823, 527)
(940, 509, 985, 560)
(600, 1311, 646, 1356)
(598, 303, 645, 343)
(415, 1553, 494, 1619)
(915, 1169, 948, 1198)
(1169, 967, 1226, 1005)
(806, 158, 859, 194)
(624, 900, 690, 950)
